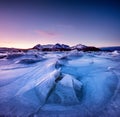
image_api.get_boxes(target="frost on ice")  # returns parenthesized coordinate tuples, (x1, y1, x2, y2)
(0, 51, 120, 117)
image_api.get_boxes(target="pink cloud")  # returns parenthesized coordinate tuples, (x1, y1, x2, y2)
(35, 30, 58, 38)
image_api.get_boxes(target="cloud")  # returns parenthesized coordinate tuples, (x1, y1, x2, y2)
(35, 30, 58, 38)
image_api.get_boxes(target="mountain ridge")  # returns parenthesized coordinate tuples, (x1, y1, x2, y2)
(33, 43, 100, 51)
(1, 43, 116, 53)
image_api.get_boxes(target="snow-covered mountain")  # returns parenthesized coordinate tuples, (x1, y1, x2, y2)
(33, 43, 71, 51)
(71, 44, 101, 51)
(33, 43, 100, 51)
(32, 44, 43, 50)
(71, 44, 87, 50)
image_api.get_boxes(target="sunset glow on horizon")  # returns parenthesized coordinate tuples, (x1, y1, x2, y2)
(0, 0, 120, 48)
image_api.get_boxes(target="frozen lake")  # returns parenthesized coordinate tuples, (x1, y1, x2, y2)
(0, 51, 120, 117)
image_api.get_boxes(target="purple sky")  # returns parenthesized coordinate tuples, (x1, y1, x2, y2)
(0, 0, 120, 48)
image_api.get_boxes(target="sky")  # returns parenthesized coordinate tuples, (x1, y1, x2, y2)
(0, 0, 120, 48)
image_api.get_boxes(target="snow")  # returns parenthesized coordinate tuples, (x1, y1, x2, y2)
(112, 50, 119, 56)
(42, 44, 54, 49)
(71, 44, 87, 49)
(0, 51, 120, 117)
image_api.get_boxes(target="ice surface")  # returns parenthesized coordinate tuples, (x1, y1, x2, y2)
(47, 74, 82, 105)
(0, 51, 120, 117)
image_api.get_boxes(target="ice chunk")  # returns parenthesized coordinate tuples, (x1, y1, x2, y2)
(47, 74, 82, 105)
(34, 68, 61, 105)
(67, 50, 84, 58)
(112, 50, 119, 56)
